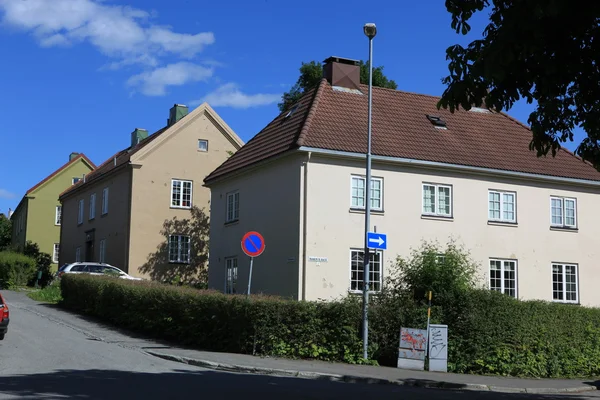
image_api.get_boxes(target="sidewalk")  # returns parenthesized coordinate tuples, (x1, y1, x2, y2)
(144, 347, 598, 394)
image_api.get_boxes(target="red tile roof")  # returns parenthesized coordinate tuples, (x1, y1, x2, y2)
(59, 126, 168, 199)
(26, 153, 96, 195)
(204, 78, 600, 184)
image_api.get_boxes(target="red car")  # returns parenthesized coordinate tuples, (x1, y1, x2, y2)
(0, 293, 8, 340)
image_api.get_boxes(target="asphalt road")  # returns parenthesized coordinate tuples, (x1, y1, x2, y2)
(1, 290, 599, 400)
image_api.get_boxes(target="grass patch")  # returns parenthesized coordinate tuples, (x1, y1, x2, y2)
(27, 281, 62, 304)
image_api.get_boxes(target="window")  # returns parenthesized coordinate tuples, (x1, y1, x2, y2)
(55, 206, 62, 225)
(488, 190, 516, 222)
(52, 243, 60, 263)
(102, 187, 109, 215)
(72, 177, 81, 185)
(99, 239, 106, 263)
(75, 247, 81, 262)
(168, 235, 191, 263)
(550, 196, 577, 228)
(198, 139, 208, 152)
(171, 179, 193, 208)
(350, 249, 382, 293)
(226, 191, 239, 222)
(350, 175, 383, 211)
(77, 199, 84, 225)
(552, 263, 578, 303)
(89, 193, 96, 220)
(225, 257, 238, 294)
(489, 259, 517, 298)
(422, 183, 452, 217)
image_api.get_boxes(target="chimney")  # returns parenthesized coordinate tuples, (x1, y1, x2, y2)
(130, 128, 148, 147)
(69, 152, 79, 161)
(167, 104, 189, 126)
(323, 56, 361, 91)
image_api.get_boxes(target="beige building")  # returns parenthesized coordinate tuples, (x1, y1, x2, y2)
(59, 103, 243, 279)
(204, 56, 600, 306)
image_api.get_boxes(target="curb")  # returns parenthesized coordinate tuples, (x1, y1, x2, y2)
(144, 351, 597, 394)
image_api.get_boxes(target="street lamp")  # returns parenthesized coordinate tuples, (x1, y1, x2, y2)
(362, 22, 376, 360)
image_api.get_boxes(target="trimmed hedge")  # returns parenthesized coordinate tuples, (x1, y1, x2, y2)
(60, 274, 369, 364)
(60, 273, 600, 377)
(0, 251, 37, 288)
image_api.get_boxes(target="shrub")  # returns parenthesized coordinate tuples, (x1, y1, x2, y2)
(0, 251, 37, 288)
(60, 274, 370, 364)
(28, 280, 62, 303)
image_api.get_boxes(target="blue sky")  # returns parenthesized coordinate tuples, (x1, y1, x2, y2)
(0, 0, 584, 215)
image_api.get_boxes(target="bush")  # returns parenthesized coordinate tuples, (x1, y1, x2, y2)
(0, 251, 37, 288)
(60, 274, 371, 364)
(28, 280, 62, 303)
(22, 241, 53, 287)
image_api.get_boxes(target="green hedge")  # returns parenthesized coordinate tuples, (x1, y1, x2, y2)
(59, 273, 600, 377)
(60, 274, 368, 364)
(0, 251, 37, 288)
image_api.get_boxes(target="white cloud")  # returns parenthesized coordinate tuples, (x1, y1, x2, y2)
(0, 0, 215, 61)
(127, 62, 213, 96)
(0, 189, 16, 199)
(197, 83, 281, 109)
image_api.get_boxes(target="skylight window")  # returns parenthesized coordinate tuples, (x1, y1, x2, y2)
(426, 114, 447, 129)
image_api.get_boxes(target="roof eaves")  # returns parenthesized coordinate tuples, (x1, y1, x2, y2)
(58, 161, 129, 200)
(25, 154, 95, 195)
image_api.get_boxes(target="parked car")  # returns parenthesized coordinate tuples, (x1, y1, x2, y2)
(55, 262, 143, 281)
(0, 292, 9, 340)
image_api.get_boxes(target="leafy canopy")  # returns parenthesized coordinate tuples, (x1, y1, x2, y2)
(278, 60, 398, 112)
(0, 215, 10, 250)
(438, 0, 600, 169)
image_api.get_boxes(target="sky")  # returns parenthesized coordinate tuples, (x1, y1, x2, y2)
(0, 0, 585, 215)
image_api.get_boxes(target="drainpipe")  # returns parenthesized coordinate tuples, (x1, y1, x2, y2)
(301, 151, 311, 301)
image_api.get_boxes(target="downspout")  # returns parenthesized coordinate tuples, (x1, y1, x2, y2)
(301, 151, 311, 301)
(124, 163, 134, 273)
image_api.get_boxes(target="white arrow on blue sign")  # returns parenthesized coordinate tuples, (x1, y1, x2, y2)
(367, 232, 387, 250)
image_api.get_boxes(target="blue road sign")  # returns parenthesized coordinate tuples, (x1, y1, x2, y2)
(367, 232, 387, 250)
(241, 231, 265, 257)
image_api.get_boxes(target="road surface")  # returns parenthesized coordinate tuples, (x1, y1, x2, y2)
(1, 290, 598, 400)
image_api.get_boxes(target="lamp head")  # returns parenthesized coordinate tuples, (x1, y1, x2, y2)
(363, 23, 377, 39)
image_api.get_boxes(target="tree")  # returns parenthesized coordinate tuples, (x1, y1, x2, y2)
(437, 1, 600, 169)
(139, 205, 210, 287)
(278, 60, 398, 112)
(0, 215, 10, 251)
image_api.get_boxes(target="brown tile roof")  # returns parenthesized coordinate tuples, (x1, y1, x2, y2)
(59, 126, 169, 199)
(205, 78, 600, 184)
(26, 153, 96, 195)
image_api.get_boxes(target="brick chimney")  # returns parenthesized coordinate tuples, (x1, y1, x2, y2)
(323, 56, 361, 91)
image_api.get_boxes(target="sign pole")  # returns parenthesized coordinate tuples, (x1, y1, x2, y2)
(247, 257, 254, 296)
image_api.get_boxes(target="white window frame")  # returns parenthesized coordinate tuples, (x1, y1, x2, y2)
(52, 243, 60, 263)
(198, 139, 209, 152)
(102, 187, 109, 215)
(72, 177, 80, 185)
(488, 258, 518, 298)
(488, 190, 516, 223)
(75, 247, 81, 262)
(422, 183, 452, 217)
(225, 257, 238, 294)
(77, 199, 84, 225)
(55, 205, 62, 226)
(350, 175, 383, 211)
(552, 263, 579, 303)
(89, 193, 96, 220)
(168, 235, 191, 264)
(349, 249, 383, 294)
(226, 191, 240, 222)
(171, 179, 193, 209)
(550, 196, 577, 228)
(99, 239, 106, 263)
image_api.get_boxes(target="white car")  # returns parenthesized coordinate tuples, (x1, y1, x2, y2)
(56, 262, 143, 281)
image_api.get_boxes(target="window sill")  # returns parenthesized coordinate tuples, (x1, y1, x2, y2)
(89, 218, 95, 221)
(170, 206, 192, 210)
(168, 261, 191, 265)
(552, 300, 580, 305)
(349, 208, 384, 215)
(550, 226, 578, 233)
(421, 214, 453, 222)
(225, 219, 239, 226)
(348, 290, 381, 295)
(488, 220, 518, 227)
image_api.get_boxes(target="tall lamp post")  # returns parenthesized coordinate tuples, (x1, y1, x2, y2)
(362, 22, 376, 360)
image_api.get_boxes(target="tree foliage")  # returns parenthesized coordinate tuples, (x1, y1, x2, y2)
(0, 215, 11, 250)
(438, 0, 600, 169)
(278, 60, 398, 112)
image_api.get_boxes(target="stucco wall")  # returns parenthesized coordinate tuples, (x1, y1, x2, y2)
(207, 154, 304, 299)
(303, 154, 600, 306)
